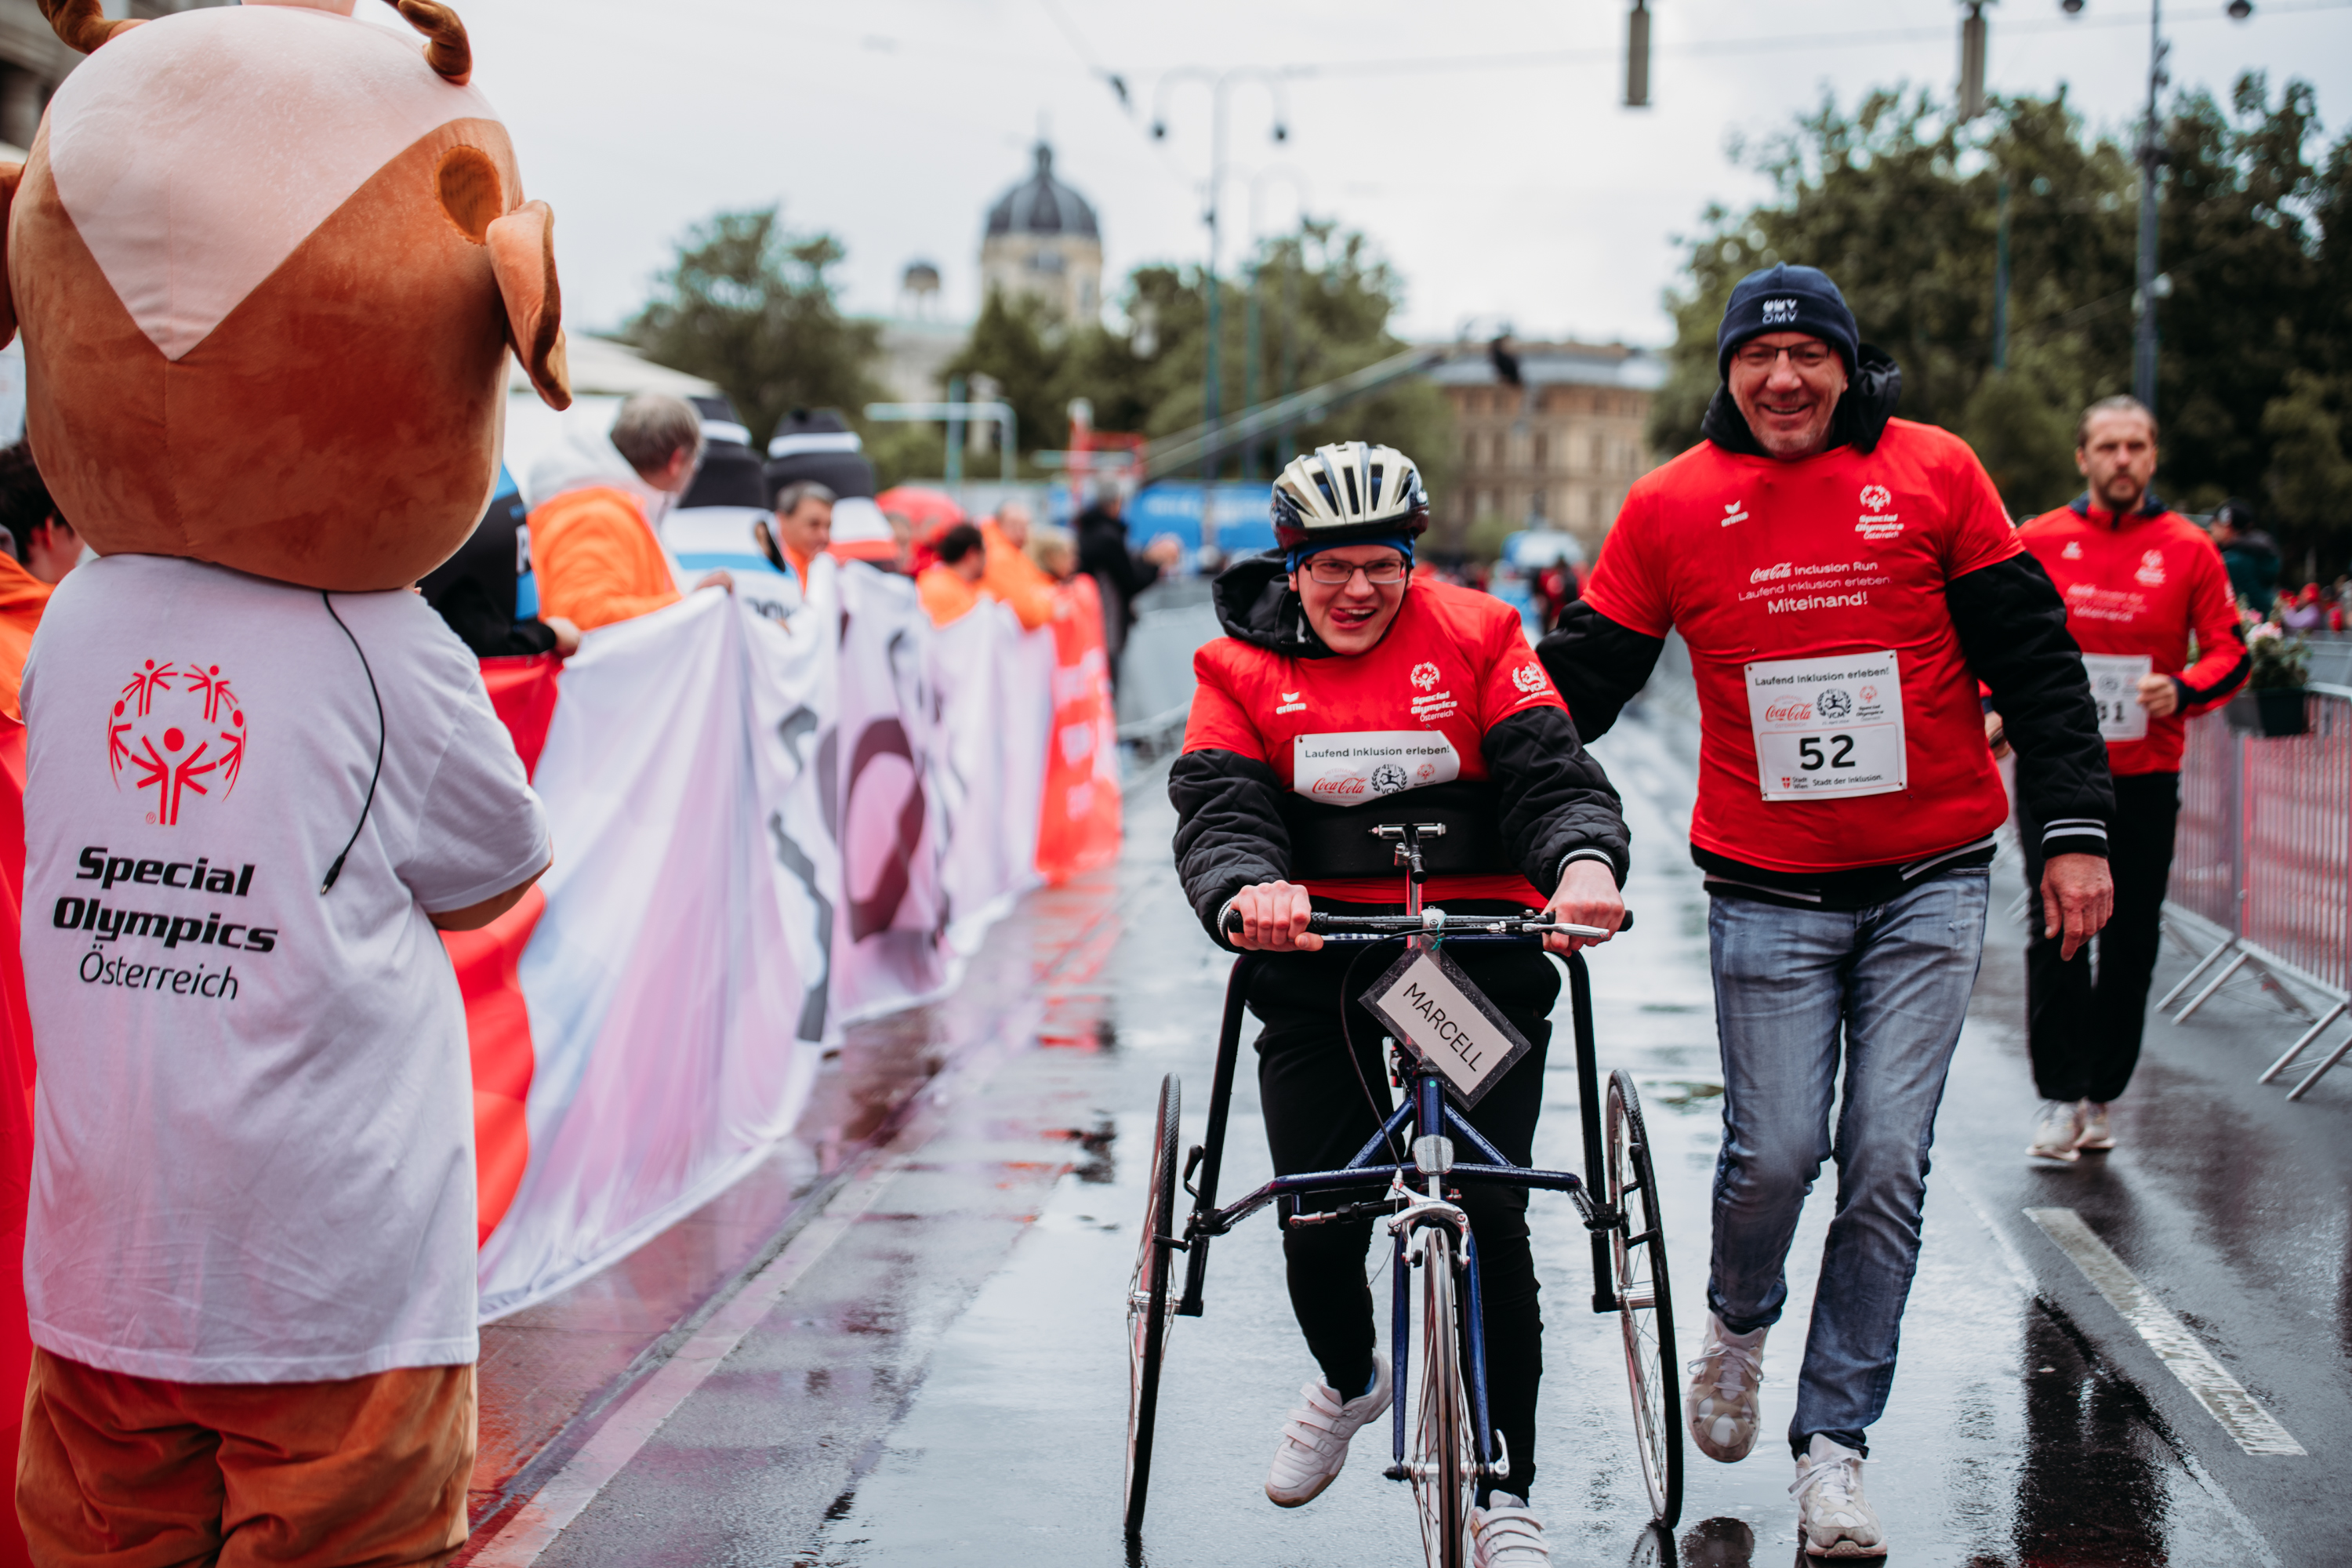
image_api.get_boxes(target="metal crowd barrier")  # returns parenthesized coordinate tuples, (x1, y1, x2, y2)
(2161, 686, 2352, 1099)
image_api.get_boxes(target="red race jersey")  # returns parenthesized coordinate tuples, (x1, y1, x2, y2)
(1582, 418, 2019, 875)
(2016, 503, 2246, 776)
(1182, 576, 1566, 906)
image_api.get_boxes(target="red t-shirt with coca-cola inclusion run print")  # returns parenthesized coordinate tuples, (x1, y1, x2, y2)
(1582, 418, 2021, 874)
(1182, 575, 1566, 906)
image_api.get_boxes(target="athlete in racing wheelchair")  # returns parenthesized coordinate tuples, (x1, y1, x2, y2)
(1168, 441, 1630, 1566)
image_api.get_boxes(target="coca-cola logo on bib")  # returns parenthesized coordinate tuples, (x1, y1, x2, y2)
(107, 660, 249, 827)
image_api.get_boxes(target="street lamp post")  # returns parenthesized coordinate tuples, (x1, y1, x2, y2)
(2055, 1, 2256, 416)
(2132, 0, 2169, 412)
(1152, 68, 1290, 539)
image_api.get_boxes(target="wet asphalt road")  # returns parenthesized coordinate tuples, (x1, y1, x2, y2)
(480, 699, 2349, 1568)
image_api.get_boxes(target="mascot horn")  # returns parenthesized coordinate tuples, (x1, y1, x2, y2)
(2, 0, 572, 590)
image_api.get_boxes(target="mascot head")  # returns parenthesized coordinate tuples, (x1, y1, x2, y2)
(0, 0, 572, 591)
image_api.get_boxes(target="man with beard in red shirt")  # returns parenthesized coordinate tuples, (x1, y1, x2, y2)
(1538, 265, 2114, 1557)
(1994, 396, 2245, 1163)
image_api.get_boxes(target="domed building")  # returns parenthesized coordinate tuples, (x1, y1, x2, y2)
(980, 141, 1102, 325)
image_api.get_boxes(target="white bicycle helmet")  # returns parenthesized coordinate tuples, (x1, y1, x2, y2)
(1271, 441, 1430, 556)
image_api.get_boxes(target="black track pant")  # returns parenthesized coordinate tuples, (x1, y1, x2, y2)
(2024, 770, 2180, 1103)
(1248, 926, 1559, 1505)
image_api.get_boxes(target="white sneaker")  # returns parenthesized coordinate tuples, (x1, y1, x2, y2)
(2076, 1099, 2114, 1150)
(1264, 1357, 1391, 1507)
(2027, 1099, 2082, 1163)
(1470, 1496, 1552, 1565)
(1684, 1310, 1767, 1461)
(1791, 1436, 1886, 1557)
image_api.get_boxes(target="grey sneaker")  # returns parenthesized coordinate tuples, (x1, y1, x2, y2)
(1470, 1496, 1552, 1566)
(1684, 1311, 1766, 1461)
(1264, 1358, 1391, 1507)
(1791, 1435, 1886, 1557)
(2027, 1099, 2082, 1163)
(2075, 1099, 2114, 1150)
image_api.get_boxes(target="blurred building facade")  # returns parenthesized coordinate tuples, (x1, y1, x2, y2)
(0, 0, 226, 154)
(980, 142, 1102, 325)
(1429, 340, 1666, 555)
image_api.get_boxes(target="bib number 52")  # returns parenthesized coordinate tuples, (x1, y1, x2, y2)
(1796, 735, 1857, 771)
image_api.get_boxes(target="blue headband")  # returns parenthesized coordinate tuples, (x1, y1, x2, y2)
(1286, 533, 1416, 572)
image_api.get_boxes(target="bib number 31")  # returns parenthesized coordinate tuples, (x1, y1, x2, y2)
(1745, 650, 1907, 801)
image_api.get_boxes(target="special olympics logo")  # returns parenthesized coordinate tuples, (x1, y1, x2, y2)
(1410, 662, 1441, 691)
(107, 659, 248, 826)
(1859, 485, 1892, 510)
(1370, 763, 1410, 794)
(1512, 663, 1549, 695)
(1817, 688, 1854, 720)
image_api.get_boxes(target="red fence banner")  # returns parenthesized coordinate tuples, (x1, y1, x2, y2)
(1036, 575, 1122, 885)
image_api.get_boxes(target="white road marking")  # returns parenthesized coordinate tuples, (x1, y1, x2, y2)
(469, 1148, 909, 1566)
(2025, 1207, 2307, 1457)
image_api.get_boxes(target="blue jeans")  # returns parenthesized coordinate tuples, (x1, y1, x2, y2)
(1704, 869, 1989, 1457)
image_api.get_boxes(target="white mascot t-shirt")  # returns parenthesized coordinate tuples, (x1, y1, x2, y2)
(18, 556, 551, 1383)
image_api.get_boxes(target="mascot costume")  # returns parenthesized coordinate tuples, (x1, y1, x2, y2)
(2, 0, 568, 1558)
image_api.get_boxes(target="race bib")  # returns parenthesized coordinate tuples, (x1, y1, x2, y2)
(1291, 731, 1461, 805)
(1745, 651, 1906, 801)
(2082, 653, 2153, 742)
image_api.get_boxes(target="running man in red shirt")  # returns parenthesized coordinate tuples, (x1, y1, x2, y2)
(1171, 441, 1628, 1566)
(1996, 395, 2245, 1162)
(1539, 265, 2115, 1557)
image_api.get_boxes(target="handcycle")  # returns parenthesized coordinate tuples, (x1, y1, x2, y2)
(1122, 821, 1682, 1565)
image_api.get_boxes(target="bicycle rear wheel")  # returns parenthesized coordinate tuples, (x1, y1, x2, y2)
(1409, 1225, 1475, 1568)
(1122, 1073, 1181, 1535)
(1606, 1069, 1682, 1528)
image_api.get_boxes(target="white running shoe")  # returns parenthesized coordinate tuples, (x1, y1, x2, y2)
(1263, 1357, 1391, 1507)
(2076, 1099, 2114, 1150)
(2027, 1099, 2083, 1163)
(1684, 1310, 1767, 1461)
(1791, 1436, 1886, 1558)
(1470, 1496, 1552, 1566)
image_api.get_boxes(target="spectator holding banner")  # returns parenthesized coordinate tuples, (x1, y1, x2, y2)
(758, 481, 835, 593)
(1539, 263, 2114, 1556)
(0, 441, 77, 720)
(529, 394, 729, 633)
(1076, 483, 1182, 688)
(1996, 395, 2247, 1163)
(916, 522, 989, 626)
(981, 500, 1058, 630)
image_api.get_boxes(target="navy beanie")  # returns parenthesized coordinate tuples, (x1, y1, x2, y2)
(1716, 264, 1860, 379)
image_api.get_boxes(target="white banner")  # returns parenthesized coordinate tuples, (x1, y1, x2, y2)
(474, 558, 1064, 1317)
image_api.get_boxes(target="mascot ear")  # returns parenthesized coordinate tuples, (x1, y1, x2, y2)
(487, 200, 571, 411)
(35, 0, 140, 55)
(0, 162, 19, 349)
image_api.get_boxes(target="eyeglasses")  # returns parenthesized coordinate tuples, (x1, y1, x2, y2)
(1303, 557, 1409, 586)
(1732, 343, 1836, 372)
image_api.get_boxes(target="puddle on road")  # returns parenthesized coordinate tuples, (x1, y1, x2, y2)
(1643, 1079, 1726, 1111)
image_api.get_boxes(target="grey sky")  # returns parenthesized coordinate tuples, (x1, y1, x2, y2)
(406, 0, 2352, 347)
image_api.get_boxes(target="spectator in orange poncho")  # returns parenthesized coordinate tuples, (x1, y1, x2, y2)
(980, 500, 1058, 630)
(917, 523, 989, 626)
(529, 394, 731, 632)
(0, 441, 85, 720)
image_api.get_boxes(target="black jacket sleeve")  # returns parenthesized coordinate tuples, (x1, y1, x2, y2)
(1482, 707, 1630, 892)
(1947, 554, 2114, 858)
(1535, 600, 1667, 742)
(1168, 748, 1290, 943)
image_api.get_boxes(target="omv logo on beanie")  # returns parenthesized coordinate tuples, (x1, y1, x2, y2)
(1719, 263, 1860, 376)
(108, 660, 249, 827)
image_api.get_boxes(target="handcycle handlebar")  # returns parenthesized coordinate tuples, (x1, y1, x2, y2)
(1221, 907, 1634, 939)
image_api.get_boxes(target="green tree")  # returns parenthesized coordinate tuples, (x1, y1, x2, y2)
(1650, 79, 2352, 556)
(626, 207, 883, 451)
(937, 222, 1454, 503)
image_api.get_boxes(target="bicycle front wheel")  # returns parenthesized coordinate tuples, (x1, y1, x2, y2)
(1122, 1073, 1181, 1535)
(1606, 1069, 1682, 1528)
(1409, 1225, 1475, 1568)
